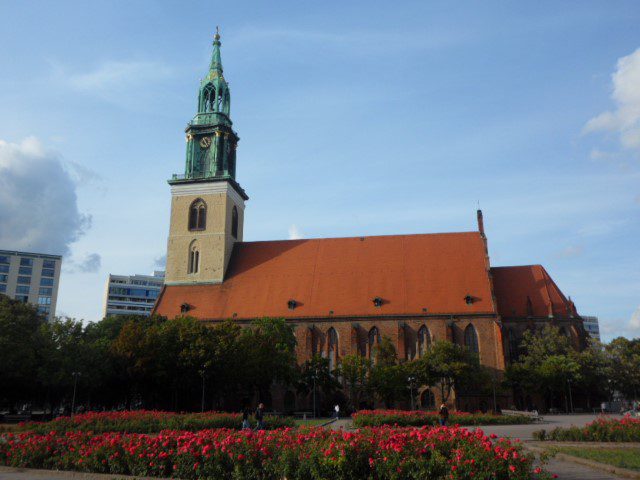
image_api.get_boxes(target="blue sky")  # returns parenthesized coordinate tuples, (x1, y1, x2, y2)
(0, 1, 638, 341)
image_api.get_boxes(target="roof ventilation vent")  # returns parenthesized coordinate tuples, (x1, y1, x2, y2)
(464, 295, 474, 305)
(287, 299, 298, 310)
(180, 303, 191, 313)
(373, 297, 383, 308)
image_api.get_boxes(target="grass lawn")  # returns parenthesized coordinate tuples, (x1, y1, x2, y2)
(551, 446, 640, 472)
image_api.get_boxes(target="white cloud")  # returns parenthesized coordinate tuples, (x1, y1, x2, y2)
(64, 253, 102, 273)
(288, 224, 304, 240)
(154, 254, 167, 268)
(630, 306, 640, 330)
(0, 137, 91, 256)
(556, 245, 584, 258)
(51, 60, 172, 108)
(76, 253, 101, 273)
(584, 47, 640, 151)
(67, 60, 171, 92)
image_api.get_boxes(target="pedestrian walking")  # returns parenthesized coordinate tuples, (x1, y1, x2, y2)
(255, 403, 265, 430)
(334, 404, 340, 419)
(438, 403, 449, 426)
(242, 406, 251, 429)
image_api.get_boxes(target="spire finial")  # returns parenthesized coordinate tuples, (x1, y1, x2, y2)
(209, 26, 223, 74)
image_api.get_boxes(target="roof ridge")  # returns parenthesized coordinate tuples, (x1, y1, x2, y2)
(237, 231, 480, 245)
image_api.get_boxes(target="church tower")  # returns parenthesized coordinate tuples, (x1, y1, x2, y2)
(165, 30, 248, 285)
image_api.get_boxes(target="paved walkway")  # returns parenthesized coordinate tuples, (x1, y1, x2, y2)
(473, 414, 623, 441)
(541, 458, 629, 480)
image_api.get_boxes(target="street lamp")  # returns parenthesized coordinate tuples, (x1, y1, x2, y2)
(312, 367, 318, 419)
(407, 376, 416, 410)
(199, 366, 207, 413)
(71, 372, 81, 417)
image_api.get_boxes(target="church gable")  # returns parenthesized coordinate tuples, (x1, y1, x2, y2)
(491, 265, 577, 319)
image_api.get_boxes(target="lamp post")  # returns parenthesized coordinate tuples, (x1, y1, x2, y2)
(491, 373, 498, 413)
(312, 367, 318, 418)
(71, 372, 81, 417)
(199, 366, 206, 413)
(407, 375, 416, 410)
(567, 378, 574, 414)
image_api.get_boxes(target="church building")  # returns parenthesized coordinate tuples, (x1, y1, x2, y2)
(153, 32, 586, 411)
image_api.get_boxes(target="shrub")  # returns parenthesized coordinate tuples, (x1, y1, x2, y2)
(533, 416, 640, 442)
(11, 410, 293, 434)
(352, 409, 534, 427)
(0, 426, 552, 479)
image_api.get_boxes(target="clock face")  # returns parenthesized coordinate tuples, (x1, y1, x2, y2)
(199, 136, 212, 149)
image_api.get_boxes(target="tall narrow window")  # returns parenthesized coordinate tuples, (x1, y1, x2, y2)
(188, 244, 200, 274)
(464, 324, 479, 354)
(188, 199, 206, 231)
(231, 206, 238, 238)
(368, 327, 380, 363)
(328, 328, 338, 371)
(417, 325, 431, 357)
(508, 328, 519, 362)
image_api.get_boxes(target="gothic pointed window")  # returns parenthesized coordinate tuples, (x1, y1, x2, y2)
(464, 324, 479, 354)
(368, 327, 380, 363)
(328, 328, 338, 371)
(189, 199, 206, 231)
(188, 242, 200, 274)
(202, 84, 216, 112)
(417, 325, 431, 357)
(231, 206, 238, 238)
(508, 328, 519, 362)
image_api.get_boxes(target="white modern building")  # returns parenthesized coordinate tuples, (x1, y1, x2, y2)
(582, 315, 600, 341)
(103, 271, 165, 317)
(0, 250, 62, 321)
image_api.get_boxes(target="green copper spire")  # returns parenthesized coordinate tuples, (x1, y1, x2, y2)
(196, 27, 231, 121)
(209, 26, 223, 74)
(170, 28, 243, 188)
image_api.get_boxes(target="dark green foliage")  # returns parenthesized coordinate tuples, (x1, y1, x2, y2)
(504, 326, 623, 411)
(0, 295, 299, 412)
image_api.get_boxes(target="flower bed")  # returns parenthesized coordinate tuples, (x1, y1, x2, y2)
(0, 426, 551, 479)
(352, 409, 535, 428)
(9, 410, 294, 434)
(533, 416, 640, 442)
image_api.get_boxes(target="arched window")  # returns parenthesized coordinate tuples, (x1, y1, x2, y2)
(417, 325, 431, 357)
(188, 199, 206, 231)
(464, 324, 479, 354)
(420, 389, 436, 409)
(368, 327, 380, 363)
(202, 84, 216, 112)
(188, 242, 200, 274)
(328, 328, 338, 371)
(508, 328, 519, 362)
(231, 206, 238, 238)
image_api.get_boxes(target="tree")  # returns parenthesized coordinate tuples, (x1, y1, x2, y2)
(297, 355, 341, 414)
(607, 337, 640, 400)
(413, 340, 480, 404)
(505, 325, 585, 411)
(369, 337, 409, 408)
(238, 318, 298, 404)
(0, 295, 44, 405)
(338, 354, 372, 410)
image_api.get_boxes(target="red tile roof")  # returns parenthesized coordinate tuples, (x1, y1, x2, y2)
(491, 265, 577, 318)
(154, 232, 497, 320)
